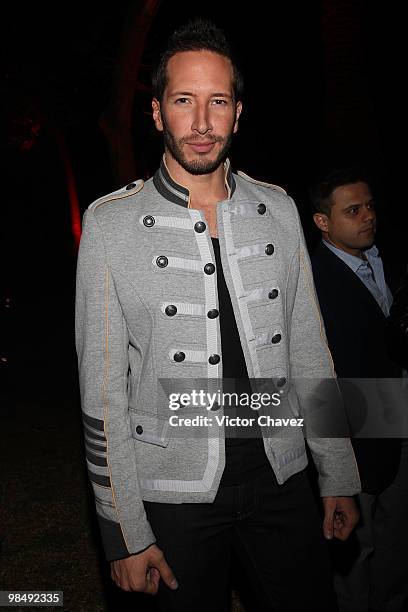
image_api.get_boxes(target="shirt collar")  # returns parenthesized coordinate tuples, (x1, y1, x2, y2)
(323, 239, 379, 272)
(364, 244, 379, 262)
(153, 155, 236, 207)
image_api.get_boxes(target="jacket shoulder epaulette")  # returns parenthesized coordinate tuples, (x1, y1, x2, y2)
(88, 179, 144, 212)
(237, 170, 287, 194)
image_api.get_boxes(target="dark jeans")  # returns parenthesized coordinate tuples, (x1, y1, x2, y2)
(144, 468, 338, 612)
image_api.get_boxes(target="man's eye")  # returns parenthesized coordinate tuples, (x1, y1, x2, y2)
(175, 98, 189, 104)
(349, 208, 358, 214)
(212, 99, 228, 105)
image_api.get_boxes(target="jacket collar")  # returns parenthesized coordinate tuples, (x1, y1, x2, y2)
(153, 155, 236, 207)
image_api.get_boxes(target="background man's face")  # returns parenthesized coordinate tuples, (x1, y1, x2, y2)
(152, 50, 242, 175)
(314, 181, 376, 256)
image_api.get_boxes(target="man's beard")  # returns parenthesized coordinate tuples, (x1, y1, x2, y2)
(162, 117, 234, 176)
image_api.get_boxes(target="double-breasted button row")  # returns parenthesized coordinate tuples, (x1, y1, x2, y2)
(172, 352, 220, 364)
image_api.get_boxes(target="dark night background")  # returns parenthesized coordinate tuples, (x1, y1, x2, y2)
(1, 1, 407, 610)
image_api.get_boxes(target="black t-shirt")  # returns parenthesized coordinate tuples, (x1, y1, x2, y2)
(211, 237, 271, 486)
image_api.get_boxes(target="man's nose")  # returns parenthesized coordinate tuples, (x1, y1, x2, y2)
(364, 206, 376, 222)
(192, 104, 212, 135)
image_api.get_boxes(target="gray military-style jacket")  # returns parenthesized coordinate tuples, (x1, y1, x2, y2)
(75, 157, 361, 561)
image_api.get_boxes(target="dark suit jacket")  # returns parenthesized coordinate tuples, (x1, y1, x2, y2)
(311, 241, 401, 493)
(387, 271, 408, 369)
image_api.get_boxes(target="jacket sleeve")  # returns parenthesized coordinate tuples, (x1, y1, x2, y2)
(287, 197, 361, 497)
(75, 209, 155, 561)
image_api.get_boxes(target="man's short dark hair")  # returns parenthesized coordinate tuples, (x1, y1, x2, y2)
(310, 167, 370, 216)
(152, 18, 244, 103)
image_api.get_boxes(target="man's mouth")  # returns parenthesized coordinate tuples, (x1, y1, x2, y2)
(185, 141, 216, 153)
(360, 227, 375, 236)
(360, 226, 375, 234)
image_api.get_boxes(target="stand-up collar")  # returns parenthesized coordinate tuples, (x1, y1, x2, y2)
(153, 155, 236, 207)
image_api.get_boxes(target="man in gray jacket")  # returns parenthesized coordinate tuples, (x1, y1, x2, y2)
(75, 18, 360, 612)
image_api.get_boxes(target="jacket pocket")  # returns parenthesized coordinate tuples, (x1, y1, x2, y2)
(129, 411, 171, 448)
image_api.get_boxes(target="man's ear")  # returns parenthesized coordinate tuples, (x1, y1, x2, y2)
(233, 101, 243, 134)
(152, 98, 163, 132)
(313, 212, 329, 233)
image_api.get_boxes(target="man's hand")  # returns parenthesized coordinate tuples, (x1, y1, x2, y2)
(111, 544, 178, 594)
(322, 496, 359, 541)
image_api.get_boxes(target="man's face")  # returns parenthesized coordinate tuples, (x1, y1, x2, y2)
(152, 50, 242, 175)
(313, 182, 376, 257)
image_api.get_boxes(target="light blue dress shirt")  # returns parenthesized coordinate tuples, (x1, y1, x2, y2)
(322, 240, 393, 316)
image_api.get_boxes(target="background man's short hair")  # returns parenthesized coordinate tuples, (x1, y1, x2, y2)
(310, 167, 371, 216)
(152, 18, 244, 103)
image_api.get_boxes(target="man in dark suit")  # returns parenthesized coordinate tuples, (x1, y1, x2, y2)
(310, 168, 408, 612)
